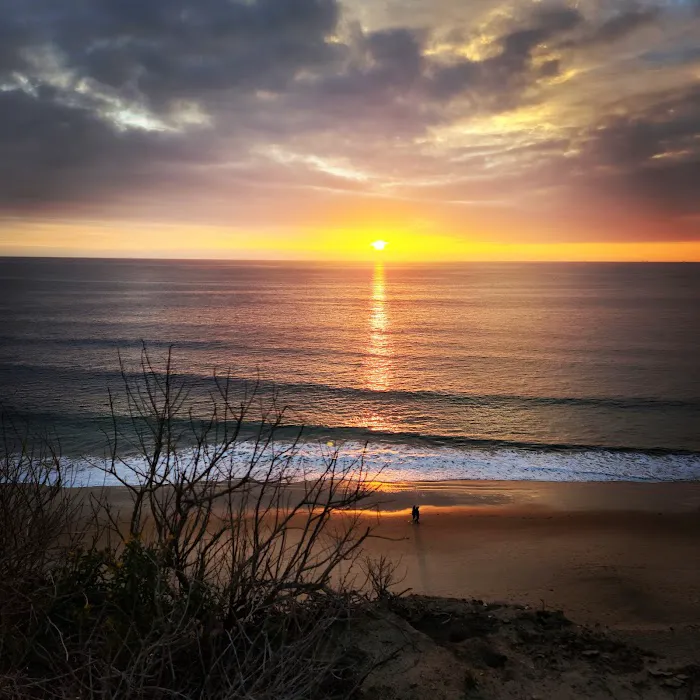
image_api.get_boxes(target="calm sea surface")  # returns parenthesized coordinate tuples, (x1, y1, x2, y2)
(1, 258, 699, 481)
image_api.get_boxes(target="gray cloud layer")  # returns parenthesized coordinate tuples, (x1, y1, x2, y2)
(0, 0, 699, 238)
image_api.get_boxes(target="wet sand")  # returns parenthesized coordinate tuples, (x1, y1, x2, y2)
(87, 480, 700, 657)
(356, 481, 700, 660)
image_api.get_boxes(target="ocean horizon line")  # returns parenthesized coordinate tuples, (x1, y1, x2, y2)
(2, 255, 700, 265)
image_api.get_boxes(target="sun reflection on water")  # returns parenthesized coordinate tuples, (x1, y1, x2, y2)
(363, 264, 395, 432)
(367, 263, 391, 391)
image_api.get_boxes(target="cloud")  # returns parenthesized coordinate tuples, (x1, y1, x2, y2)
(499, 7, 582, 63)
(587, 8, 659, 44)
(2, 0, 341, 112)
(559, 7, 659, 49)
(426, 7, 583, 105)
(576, 84, 700, 218)
(0, 0, 698, 244)
(0, 0, 343, 211)
(0, 86, 221, 212)
(365, 28, 426, 86)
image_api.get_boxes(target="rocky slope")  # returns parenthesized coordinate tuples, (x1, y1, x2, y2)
(347, 596, 699, 699)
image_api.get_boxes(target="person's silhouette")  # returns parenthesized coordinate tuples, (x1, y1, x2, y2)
(414, 505, 420, 524)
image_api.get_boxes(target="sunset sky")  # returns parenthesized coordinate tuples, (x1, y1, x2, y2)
(1, 0, 699, 260)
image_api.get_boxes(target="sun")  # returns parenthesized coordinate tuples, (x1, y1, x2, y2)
(371, 240, 388, 251)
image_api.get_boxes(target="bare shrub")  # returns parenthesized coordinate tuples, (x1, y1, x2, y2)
(0, 347, 383, 699)
(362, 555, 410, 601)
(0, 416, 88, 671)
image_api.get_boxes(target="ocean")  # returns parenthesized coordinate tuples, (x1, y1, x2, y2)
(1, 257, 699, 482)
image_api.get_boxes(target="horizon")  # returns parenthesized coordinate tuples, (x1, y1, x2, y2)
(3, 254, 700, 264)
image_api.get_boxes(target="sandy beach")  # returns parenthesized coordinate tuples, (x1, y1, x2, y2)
(345, 480, 700, 662)
(91, 479, 700, 637)
(59, 478, 700, 696)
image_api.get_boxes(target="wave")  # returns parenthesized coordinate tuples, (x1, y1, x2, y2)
(289, 424, 700, 456)
(3, 362, 700, 412)
(268, 383, 700, 412)
(71, 438, 700, 487)
(4, 405, 700, 458)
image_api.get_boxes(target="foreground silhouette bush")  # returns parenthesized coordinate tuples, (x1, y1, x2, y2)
(0, 348, 384, 699)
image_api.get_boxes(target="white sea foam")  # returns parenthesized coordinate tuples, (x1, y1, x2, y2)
(71, 439, 700, 486)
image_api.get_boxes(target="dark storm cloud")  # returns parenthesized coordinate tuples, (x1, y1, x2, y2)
(499, 7, 582, 64)
(365, 28, 425, 86)
(0, 5, 29, 74)
(2, 0, 340, 108)
(558, 7, 659, 49)
(426, 8, 583, 105)
(576, 85, 700, 217)
(309, 26, 426, 108)
(311, 7, 583, 111)
(0, 0, 342, 210)
(94, 0, 340, 108)
(430, 9, 583, 108)
(0, 87, 221, 211)
(586, 8, 659, 44)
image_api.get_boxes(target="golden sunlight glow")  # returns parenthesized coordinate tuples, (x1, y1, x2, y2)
(371, 240, 388, 251)
(4, 220, 700, 262)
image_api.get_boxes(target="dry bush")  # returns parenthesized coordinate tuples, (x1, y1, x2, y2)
(0, 417, 88, 667)
(0, 347, 383, 699)
(361, 555, 410, 602)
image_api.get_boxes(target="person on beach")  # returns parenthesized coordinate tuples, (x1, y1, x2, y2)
(412, 505, 420, 524)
